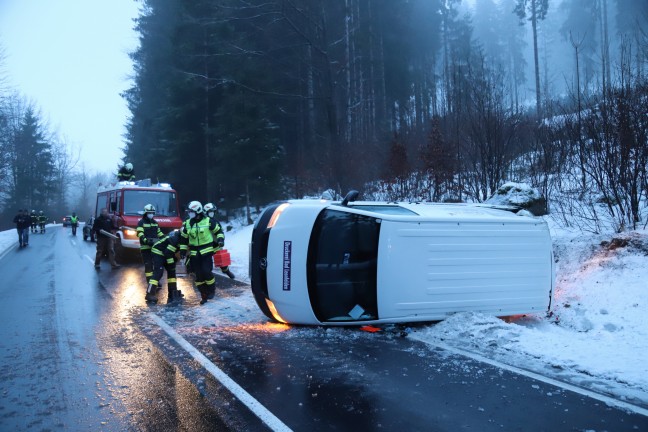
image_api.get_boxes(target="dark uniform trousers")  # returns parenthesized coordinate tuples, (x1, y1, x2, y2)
(150, 254, 177, 297)
(191, 252, 216, 300)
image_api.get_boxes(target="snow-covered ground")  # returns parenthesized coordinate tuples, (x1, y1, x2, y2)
(4, 216, 647, 407)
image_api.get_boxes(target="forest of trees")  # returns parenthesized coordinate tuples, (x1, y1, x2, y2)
(123, 0, 648, 231)
(0, 91, 69, 229)
(0, 65, 104, 229)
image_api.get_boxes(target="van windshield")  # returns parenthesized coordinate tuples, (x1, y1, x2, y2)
(123, 190, 179, 217)
(307, 209, 380, 322)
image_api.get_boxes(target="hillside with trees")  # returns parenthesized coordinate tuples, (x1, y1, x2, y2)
(2, 1, 647, 233)
(122, 0, 648, 232)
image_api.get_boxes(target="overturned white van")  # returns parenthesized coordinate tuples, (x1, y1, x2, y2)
(250, 195, 555, 325)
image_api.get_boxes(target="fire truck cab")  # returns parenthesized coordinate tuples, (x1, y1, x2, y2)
(95, 179, 183, 256)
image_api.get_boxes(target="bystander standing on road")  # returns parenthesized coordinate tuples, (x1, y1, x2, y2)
(92, 208, 121, 270)
(70, 212, 79, 236)
(12, 209, 30, 248)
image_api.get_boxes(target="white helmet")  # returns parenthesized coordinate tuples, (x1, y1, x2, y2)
(188, 201, 203, 214)
(143, 204, 156, 214)
(125, 163, 133, 171)
(203, 203, 215, 213)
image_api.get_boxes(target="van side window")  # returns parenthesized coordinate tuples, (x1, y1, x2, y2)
(115, 191, 122, 214)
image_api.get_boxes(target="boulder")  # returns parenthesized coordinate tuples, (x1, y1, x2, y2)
(485, 182, 547, 216)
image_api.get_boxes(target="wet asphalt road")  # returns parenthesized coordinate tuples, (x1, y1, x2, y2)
(1, 225, 647, 431)
(0, 226, 232, 431)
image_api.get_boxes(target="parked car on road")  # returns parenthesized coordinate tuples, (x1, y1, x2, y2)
(62, 216, 72, 227)
(250, 192, 555, 326)
(83, 217, 96, 242)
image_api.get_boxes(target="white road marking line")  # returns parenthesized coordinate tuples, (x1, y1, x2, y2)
(84, 255, 95, 265)
(414, 338, 648, 417)
(148, 313, 293, 432)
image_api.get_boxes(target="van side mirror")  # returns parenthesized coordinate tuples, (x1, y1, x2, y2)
(341, 190, 359, 207)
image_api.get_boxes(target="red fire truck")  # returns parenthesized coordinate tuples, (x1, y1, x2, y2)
(95, 179, 183, 257)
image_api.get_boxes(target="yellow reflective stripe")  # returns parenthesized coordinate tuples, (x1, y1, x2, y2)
(196, 280, 205, 286)
(165, 258, 174, 264)
(205, 277, 215, 285)
(168, 278, 176, 283)
(152, 248, 164, 256)
(150, 279, 159, 286)
(198, 246, 214, 254)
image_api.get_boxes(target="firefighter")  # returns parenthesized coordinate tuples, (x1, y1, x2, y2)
(136, 204, 164, 283)
(145, 231, 184, 304)
(38, 210, 47, 233)
(179, 201, 224, 305)
(117, 162, 135, 181)
(203, 203, 235, 279)
(70, 212, 79, 236)
(30, 210, 38, 233)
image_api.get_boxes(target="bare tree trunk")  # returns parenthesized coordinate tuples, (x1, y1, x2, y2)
(571, 31, 588, 192)
(531, 0, 542, 119)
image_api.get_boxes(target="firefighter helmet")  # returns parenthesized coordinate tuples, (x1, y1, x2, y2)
(143, 204, 156, 214)
(187, 201, 203, 214)
(203, 203, 215, 212)
(124, 163, 133, 172)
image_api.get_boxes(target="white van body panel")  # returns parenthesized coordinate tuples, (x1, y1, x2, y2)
(377, 218, 553, 321)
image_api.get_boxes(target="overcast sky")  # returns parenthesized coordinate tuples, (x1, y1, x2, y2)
(0, 0, 139, 173)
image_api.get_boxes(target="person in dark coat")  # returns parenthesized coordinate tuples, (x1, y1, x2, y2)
(13, 209, 30, 247)
(92, 208, 120, 270)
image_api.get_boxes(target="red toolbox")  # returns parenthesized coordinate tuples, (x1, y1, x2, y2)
(213, 249, 231, 267)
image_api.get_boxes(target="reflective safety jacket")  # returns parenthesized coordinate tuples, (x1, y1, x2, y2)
(38, 214, 47, 223)
(179, 216, 224, 256)
(136, 217, 164, 250)
(70, 216, 78, 226)
(151, 233, 181, 265)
